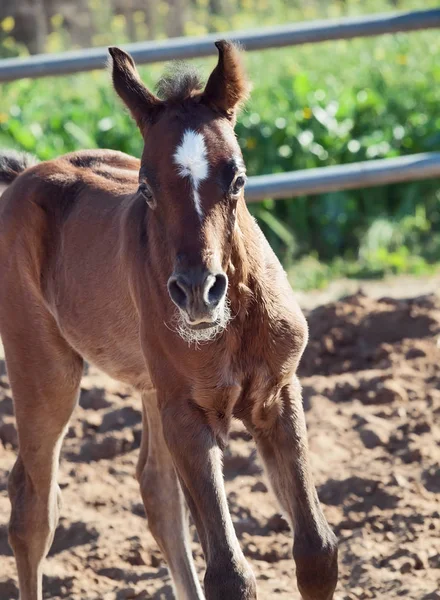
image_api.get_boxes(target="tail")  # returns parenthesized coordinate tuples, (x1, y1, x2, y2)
(0, 150, 39, 194)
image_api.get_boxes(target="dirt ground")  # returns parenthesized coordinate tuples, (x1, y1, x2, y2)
(1, 289, 439, 600)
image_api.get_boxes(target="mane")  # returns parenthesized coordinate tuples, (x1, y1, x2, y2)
(0, 150, 39, 184)
(156, 62, 204, 102)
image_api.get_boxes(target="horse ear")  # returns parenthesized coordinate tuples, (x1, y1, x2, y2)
(202, 40, 251, 125)
(108, 47, 162, 132)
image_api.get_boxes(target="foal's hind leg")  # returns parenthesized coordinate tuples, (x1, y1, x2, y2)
(247, 377, 338, 600)
(137, 392, 204, 600)
(2, 317, 83, 600)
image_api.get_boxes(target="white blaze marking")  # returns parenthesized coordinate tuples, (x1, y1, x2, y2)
(174, 129, 208, 220)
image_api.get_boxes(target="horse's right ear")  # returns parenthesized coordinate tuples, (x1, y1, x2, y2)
(108, 47, 162, 132)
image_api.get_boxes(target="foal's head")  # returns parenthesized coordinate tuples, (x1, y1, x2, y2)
(109, 41, 250, 343)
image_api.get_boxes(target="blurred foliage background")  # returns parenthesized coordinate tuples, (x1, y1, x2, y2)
(1, 0, 439, 289)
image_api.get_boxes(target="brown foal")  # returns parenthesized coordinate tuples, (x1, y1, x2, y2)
(0, 41, 337, 599)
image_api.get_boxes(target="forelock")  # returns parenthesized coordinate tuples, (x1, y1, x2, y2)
(156, 62, 204, 102)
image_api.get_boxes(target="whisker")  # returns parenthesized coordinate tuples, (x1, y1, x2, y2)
(164, 298, 232, 347)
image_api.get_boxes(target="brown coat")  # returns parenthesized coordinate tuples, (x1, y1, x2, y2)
(0, 42, 337, 600)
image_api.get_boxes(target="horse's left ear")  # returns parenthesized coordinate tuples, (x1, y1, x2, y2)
(202, 40, 251, 125)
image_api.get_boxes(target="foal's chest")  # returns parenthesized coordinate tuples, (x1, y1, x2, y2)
(191, 344, 289, 439)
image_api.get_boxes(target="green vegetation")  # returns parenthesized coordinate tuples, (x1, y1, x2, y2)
(1, 0, 440, 290)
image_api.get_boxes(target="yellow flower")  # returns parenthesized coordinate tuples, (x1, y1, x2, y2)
(50, 14, 63, 28)
(303, 107, 312, 120)
(397, 55, 407, 65)
(1, 16, 14, 33)
(246, 137, 257, 150)
(0, 113, 8, 124)
(112, 14, 126, 30)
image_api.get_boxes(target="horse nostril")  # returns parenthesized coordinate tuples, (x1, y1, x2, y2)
(168, 276, 189, 309)
(206, 273, 228, 307)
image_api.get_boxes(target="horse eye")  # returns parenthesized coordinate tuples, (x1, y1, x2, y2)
(232, 175, 246, 195)
(138, 181, 157, 209)
(138, 182, 153, 200)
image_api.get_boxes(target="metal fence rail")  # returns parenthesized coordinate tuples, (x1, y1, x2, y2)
(0, 9, 439, 82)
(245, 153, 440, 202)
(1, 9, 439, 201)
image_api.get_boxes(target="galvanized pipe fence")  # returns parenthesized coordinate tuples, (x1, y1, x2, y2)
(0, 9, 439, 200)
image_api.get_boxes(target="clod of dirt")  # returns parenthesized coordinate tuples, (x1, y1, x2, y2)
(0, 417, 18, 448)
(99, 406, 142, 433)
(0, 469, 9, 492)
(97, 567, 128, 581)
(251, 481, 268, 493)
(50, 520, 99, 555)
(79, 380, 113, 410)
(121, 537, 148, 566)
(243, 534, 291, 563)
(358, 425, 390, 449)
(0, 578, 18, 599)
(422, 465, 440, 493)
(373, 380, 408, 405)
(405, 346, 427, 359)
(355, 413, 393, 449)
(115, 587, 138, 599)
(0, 395, 13, 416)
(70, 431, 136, 462)
(265, 513, 290, 533)
(151, 585, 173, 599)
(42, 575, 75, 598)
(223, 443, 262, 479)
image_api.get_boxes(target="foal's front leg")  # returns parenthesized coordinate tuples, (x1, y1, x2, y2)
(248, 377, 338, 600)
(160, 396, 257, 600)
(137, 392, 204, 600)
